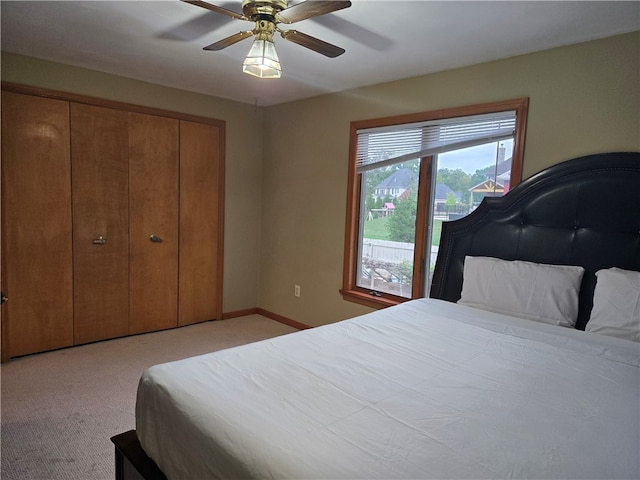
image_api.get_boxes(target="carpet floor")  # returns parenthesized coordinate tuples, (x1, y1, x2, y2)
(1, 315, 297, 480)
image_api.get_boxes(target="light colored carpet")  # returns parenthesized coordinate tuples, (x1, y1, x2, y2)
(1, 315, 298, 480)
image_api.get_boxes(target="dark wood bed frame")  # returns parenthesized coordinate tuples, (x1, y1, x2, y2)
(112, 430, 167, 480)
(112, 151, 640, 480)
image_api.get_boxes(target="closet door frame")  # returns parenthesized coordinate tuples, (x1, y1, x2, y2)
(1, 82, 226, 357)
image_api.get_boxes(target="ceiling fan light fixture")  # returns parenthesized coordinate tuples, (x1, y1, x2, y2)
(242, 34, 282, 79)
(183, 0, 351, 78)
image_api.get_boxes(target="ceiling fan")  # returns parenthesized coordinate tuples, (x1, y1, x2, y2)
(182, 0, 352, 78)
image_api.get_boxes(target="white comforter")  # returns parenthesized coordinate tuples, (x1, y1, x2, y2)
(136, 299, 640, 479)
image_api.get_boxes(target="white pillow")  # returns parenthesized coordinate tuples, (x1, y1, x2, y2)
(458, 256, 585, 327)
(585, 267, 640, 342)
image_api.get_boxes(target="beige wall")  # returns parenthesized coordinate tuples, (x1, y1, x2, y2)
(3, 32, 639, 327)
(259, 32, 640, 326)
(1, 52, 264, 314)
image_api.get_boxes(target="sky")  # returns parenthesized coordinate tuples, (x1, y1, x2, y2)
(438, 140, 514, 174)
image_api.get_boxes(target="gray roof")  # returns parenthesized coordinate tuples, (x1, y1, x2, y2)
(435, 183, 461, 201)
(375, 168, 416, 189)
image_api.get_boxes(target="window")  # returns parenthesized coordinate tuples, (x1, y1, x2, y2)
(341, 98, 529, 308)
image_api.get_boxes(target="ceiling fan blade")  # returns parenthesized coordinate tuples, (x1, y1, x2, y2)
(281, 30, 345, 58)
(203, 30, 254, 50)
(277, 1, 351, 24)
(182, 0, 247, 21)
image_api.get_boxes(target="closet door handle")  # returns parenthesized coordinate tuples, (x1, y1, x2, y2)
(149, 234, 163, 243)
(92, 235, 107, 245)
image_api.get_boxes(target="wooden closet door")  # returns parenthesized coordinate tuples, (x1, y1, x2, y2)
(1, 91, 73, 357)
(71, 103, 130, 344)
(179, 121, 222, 326)
(129, 113, 179, 334)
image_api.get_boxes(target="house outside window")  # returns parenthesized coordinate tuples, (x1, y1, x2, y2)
(341, 98, 529, 309)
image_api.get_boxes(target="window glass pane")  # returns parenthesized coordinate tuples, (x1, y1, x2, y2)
(429, 140, 514, 272)
(357, 159, 420, 298)
(344, 99, 527, 308)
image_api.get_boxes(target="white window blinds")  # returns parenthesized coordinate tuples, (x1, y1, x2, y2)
(356, 111, 516, 173)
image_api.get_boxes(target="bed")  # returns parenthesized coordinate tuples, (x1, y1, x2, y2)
(112, 151, 640, 480)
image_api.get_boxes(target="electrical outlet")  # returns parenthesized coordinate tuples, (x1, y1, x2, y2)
(294, 284, 301, 297)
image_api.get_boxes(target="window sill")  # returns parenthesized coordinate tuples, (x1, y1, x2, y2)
(339, 289, 407, 310)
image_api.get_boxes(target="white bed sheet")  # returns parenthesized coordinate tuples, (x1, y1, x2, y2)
(136, 298, 640, 479)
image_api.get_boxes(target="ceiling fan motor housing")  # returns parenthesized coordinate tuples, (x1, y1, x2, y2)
(183, 0, 349, 60)
(242, 0, 287, 20)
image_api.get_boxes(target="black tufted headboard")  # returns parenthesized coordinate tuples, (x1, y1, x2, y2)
(430, 152, 640, 330)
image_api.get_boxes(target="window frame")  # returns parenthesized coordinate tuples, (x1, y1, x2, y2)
(341, 98, 529, 309)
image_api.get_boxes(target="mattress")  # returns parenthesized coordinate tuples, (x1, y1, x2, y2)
(136, 298, 640, 479)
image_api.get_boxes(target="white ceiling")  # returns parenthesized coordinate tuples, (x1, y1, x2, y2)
(1, 1, 638, 106)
